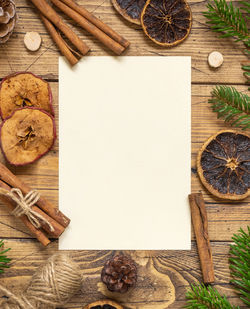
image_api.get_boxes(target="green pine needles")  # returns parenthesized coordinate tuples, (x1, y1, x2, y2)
(0, 240, 11, 274)
(185, 227, 250, 308)
(203, 0, 250, 46)
(204, 0, 250, 87)
(185, 284, 240, 309)
(208, 86, 250, 130)
(229, 227, 250, 306)
(239, 1, 250, 20)
(242, 63, 250, 90)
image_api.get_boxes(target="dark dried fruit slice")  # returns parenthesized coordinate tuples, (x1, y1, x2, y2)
(197, 130, 250, 200)
(141, 0, 192, 46)
(0, 107, 56, 166)
(112, 0, 146, 25)
(0, 72, 54, 119)
(83, 300, 123, 309)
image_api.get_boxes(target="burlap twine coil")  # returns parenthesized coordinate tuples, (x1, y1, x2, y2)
(0, 254, 82, 309)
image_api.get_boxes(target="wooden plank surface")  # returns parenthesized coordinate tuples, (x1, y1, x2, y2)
(0, 0, 249, 308)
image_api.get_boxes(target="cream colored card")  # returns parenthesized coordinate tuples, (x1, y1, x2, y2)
(59, 56, 191, 250)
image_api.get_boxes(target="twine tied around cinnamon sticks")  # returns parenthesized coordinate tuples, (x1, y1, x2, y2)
(0, 162, 70, 246)
(0, 254, 82, 309)
(0, 187, 55, 233)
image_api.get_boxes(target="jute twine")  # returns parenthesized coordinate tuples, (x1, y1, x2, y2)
(0, 187, 55, 232)
(0, 254, 82, 309)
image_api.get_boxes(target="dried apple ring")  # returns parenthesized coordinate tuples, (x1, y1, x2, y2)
(0, 72, 54, 119)
(0, 108, 56, 166)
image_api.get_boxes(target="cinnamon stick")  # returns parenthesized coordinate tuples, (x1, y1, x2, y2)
(0, 163, 70, 228)
(189, 193, 215, 284)
(41, 15, 79, 66)
(0, 180, 50, 247)
(30, 204, 65, 237)
(59, 0, 130, 49)
(0, 180, 65, 238)
(28, 0, 89, 56)
(50, 0, 126, 55)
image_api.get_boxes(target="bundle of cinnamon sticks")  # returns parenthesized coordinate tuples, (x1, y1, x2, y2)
(0, 163, 70, 246)
(29, 0, 130, 65)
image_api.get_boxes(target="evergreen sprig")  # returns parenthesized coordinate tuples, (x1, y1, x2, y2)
(242, 63, 250, 90)
(208, 86, 250, 130)
(239, 1, 250, 19)
(203, 0, 250, 46)
(0, 240, 11, 273)
(229, 227, 250, 306)
(185, 283, 240, 309)
(185, 228, 250, 308)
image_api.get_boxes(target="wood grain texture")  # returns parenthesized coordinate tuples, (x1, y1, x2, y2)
(0, 0, 249, 308)
(0, 0, 248, 83)
(0, 241, 248, 308)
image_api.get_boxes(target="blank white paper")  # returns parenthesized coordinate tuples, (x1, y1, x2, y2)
(59, 56, 191, 250)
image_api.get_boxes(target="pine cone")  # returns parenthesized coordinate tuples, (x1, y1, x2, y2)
(101, 255, 137, 293)
(0, 0, 17, 44)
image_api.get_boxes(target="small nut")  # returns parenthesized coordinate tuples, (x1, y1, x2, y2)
(24, 32, 42, 51)
(208, 51, 224, 68)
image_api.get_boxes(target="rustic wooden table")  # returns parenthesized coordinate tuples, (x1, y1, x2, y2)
(0, 0, 249, 308)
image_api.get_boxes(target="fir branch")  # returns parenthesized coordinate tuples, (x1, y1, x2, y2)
(0, 240, 11, 273)
(241, 63, 250, 90)
(239, 1, 250, 19)
(203, 0, 250, 46)
(208, 86, 250, 130)
(242, 51, 250, 88)
(229, 227, 250, 307)
(185, 283, 240, 309)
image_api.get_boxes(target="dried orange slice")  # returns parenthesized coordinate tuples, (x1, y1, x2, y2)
(83, 299, 123, 309)
(111, 0, 146, 25)
(141, 0, 192, 46)
(197, 130, 250, 200)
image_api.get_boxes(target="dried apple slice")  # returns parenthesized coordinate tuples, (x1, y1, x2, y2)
(0, 108, 56, 166)
(112, 0, 147, 25)
(197, 130, 250, 200)
(0, 72, 54, 119)
(141, 0, 192, 46)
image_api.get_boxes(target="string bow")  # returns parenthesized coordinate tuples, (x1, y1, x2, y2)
(8, 188, 54, 232)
